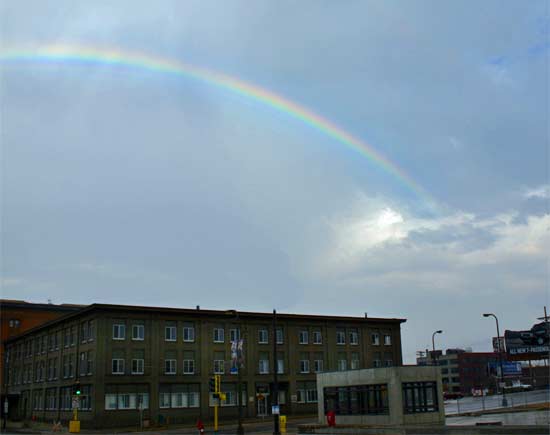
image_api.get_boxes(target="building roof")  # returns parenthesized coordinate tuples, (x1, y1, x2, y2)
(0, 299, 85, 312)
(4, 302, 406, 343)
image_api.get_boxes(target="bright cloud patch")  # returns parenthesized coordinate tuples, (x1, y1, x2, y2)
(524, 184, 550, 199)
(305, 195, 549, 297)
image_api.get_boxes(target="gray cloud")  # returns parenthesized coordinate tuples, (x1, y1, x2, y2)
(1, 0, 548, 362)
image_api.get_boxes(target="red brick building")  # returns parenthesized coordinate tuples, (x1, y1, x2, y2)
(1, 300, 84, 418)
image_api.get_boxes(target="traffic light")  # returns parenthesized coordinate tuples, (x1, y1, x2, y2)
(209, 377, 216, 392)
(73, 381, 81, 396)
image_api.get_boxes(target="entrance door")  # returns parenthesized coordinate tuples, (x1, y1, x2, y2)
(256, 394, 269, 417)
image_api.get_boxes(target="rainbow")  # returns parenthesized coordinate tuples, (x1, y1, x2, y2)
(0, 44, 436, 208)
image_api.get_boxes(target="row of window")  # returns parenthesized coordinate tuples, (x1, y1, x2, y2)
(324, 382, 438, 416)
(28, 386, 92, 411)
(107, 355, 392, 376)
(10, 321, 95, 361)
(111, 323, 392, 346)
(8, 352, 94, 386)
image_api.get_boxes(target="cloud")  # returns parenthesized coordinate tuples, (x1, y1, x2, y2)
(301, 195, 549, 297)
(524, 184, 550, 199)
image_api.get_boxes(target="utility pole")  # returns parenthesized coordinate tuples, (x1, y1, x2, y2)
(272, 310, 280, 435)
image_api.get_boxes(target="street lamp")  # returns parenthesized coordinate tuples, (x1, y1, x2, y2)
(431, 330, 443, 366)
(272, 310, 280, 435)
(483, 313, 508, 407)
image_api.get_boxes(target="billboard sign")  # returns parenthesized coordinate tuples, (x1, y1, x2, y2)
(505, 322, 549, 358)
(488, 361, 522, 376)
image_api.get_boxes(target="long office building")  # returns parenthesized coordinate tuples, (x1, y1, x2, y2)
(4, 303, 405, 429)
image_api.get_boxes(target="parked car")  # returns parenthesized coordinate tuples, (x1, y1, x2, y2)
(444, 392, 464, 400)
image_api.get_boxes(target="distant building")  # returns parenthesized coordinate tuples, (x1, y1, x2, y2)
(4, 303, 406, 429)
(417, 348, 502, 395)
(1, 299, 84, 420)
(317, 366, 445, 426)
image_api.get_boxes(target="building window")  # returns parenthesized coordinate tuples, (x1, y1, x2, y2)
(80, 385, 92, 411)
(183, 326, 195, 342)
(259, 352, 269, 374)
(113, 324, 126, 340)
(214, 359, 225, 374)
(132, 324, 145, 341)
(276, 328, 284, 344)
(351, 353, 360, 370)
(336, 331, 346, 345)
(160, 392, 171, 408)
(213, 328, 225, 343)
(299, 330, 309, 344)
(165, 326, 177, 341)
(112, 359, 125, 374)
(79, 352, 88, 376)
(324, 384, 389, 415)
(132, 359, 144, 375)
(183, 359, 195, 374)
(159, 384, 200, 409)
(86, 351, 93, 375)
(277, 359, 284, 374)
(349, 330, 359, 345)
(105, 393, 149, 410)
(230, 328, 240, 343)
(69, 326, 75, 346)
(88, 320, 95, 341)
(385, 359, 393, 367)
(371, 332, 380, 346)
(402, 382, 438, 413)
(80, 322, 89, 343)
(258, 329, 269, 344)
(299, 360, 310, 373)
(384, 334, 392, 346)
(297, 381, 317, 403)
(45, 388, 57, 410)
(314, 359, 324, 373)
(337, 359, 347, 371)
(313, 331, 322, 344)
(165, 359, 177, 375)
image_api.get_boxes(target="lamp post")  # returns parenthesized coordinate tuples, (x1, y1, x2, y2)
(431, 330, 443, 366)
(483, 313, 507, 407)
(272, 310, 280, 435)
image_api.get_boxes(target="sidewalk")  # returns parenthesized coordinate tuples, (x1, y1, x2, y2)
(3, 415, 315, 435)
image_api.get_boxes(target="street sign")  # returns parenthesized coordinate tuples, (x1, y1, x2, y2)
(4, 399, 8, 414)
(230, 367, 238, 375)
(272, 405, 280, 415)
(72, 397, 80, 410)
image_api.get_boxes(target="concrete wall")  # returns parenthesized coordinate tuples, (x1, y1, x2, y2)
(316, 366, 445, 426)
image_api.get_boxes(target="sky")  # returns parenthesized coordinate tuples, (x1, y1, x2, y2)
(0, 1, 548, 363)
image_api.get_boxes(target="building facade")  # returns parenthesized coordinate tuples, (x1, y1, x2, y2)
(4, 303, 405, 429)
(417, 349, 501, 395)
(317, 366, 445, 426)
(1, 299, 83, 420)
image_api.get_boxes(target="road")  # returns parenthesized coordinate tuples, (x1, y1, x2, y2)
(444, 388, 550, 415)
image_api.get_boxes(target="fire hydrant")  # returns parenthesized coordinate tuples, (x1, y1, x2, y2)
(326, 410, 336, 427)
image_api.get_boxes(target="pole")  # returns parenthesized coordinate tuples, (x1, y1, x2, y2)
(432, 334, 437, 365)
(214, 402, 218, 433)
(494, 316, 507, 407)
(235, 312, 244, 435)
(272, 310, 280, 435)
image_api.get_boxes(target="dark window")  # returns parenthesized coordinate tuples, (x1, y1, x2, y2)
(402, 382, 438, 413)
(324, 384, 388, 415)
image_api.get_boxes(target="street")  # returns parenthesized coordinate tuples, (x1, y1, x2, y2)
(444, 388, 550, 415)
